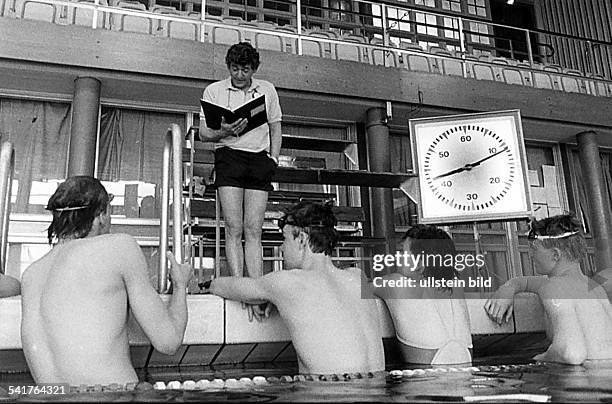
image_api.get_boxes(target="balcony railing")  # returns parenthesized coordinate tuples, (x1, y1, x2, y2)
(2, 0, 611, 95)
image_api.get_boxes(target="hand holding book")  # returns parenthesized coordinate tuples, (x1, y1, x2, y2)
(220, 116, 248, 137)
(201, 95, 267, 138)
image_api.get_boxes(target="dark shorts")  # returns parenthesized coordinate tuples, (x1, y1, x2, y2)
(214, 147, 276, 192)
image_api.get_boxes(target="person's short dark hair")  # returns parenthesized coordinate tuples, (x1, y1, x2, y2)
(528, 214, 586, 262)
(279, 202, 339, 256)
(46, 176, 111, 244)
(225, 42, 260, 70)
(402, 224, 459, 287)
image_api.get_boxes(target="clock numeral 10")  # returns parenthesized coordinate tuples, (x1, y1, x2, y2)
(441, 180, 452, 187)
(489, 147, 497, 153)
(466, 193, 479, 200)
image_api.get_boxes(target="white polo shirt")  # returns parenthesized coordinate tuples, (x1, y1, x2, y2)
(200, 77, 282, 153)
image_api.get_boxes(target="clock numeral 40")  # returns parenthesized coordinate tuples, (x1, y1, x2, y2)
(441, 180, 452, 187)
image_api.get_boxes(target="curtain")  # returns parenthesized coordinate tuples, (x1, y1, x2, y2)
(0, 98, 71, 213)
(98, 107, 184, 184)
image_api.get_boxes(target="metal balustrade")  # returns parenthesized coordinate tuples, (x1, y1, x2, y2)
(158, 124, 184, 293)
(0, 142, 15, 275)
(2, 0, 611, 94)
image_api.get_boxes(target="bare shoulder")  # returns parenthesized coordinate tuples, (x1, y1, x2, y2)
(538, 277, 572, 299)
(96, 233, 140, 252)
(342, 266, 366, 280)
(263, 268, 301, 285)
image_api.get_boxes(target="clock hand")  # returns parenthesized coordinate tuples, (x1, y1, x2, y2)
(464, 147, 508, 168)
(432, 147, 508, 180)
(433, 165, 471, 180)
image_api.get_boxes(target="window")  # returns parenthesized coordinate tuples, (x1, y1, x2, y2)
(263, 0, 290, 12)
(415, 11, 437, 36)
(466, 0, 487, 17)
(443, 16, 458, 39)
(469, 21, 490, 45)
(415, 0, 435, 7)
(329, 0, 352, 22)
(441, 0, 461, 12)
(264, 15, 290, 25)
(302, 0, 321, 18)
(205, 6, 222, 16)
(387, 7, 412, 33)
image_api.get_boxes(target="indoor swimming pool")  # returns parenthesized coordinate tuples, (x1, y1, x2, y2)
(2, 359, 612, 402)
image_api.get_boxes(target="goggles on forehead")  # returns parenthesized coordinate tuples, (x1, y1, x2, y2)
(526, 219, 579, 240)
(277, 216, 327, 230)
(46, 193, 115, 212)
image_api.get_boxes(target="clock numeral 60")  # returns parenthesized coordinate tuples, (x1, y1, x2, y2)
(460, 135, 471, 142)
(466, 193, 479, 200)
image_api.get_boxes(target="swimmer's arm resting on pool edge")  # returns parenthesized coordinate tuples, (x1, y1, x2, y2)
(484, 276, 547, 325)
(208, 270, 290, 306)
(120, 235, 193, 355)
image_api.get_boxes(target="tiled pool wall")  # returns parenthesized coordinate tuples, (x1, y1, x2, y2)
(0, 293, 548, 374)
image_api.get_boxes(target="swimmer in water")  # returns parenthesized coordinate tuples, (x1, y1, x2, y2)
(485, 214, 612, 365)
(21, 176, 193, 385)
(372, 225, 472, 365)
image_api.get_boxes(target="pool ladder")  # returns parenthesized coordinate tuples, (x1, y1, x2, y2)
(158, 124, 184, 293)
(0, 141, 15, 276)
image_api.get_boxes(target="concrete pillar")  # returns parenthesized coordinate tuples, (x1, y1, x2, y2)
(67, 77, 101, 176)
(365, 107, 395, 254)
(576, 130, 612, 273)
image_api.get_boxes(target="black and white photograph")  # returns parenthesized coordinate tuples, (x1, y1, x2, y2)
(1, 0, 612, 401)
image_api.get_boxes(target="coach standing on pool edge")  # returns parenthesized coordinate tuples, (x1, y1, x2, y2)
(199, 42, 282, 321)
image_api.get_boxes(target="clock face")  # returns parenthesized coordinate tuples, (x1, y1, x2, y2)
(411, 111, 531, 224)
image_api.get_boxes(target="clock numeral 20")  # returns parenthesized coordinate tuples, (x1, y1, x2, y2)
(489, 177, 500, 184)
(466, 193, 478, 200)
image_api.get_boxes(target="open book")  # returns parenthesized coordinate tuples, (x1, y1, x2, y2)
(200, 94, 267, 136)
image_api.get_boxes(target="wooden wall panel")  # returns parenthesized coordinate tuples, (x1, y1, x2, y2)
(534, 0, 612, 78)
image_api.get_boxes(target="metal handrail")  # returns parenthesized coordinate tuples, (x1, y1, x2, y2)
(0, 142, 15, 275)
(20, 0, 612, 79)
(158, 124, 184, 293)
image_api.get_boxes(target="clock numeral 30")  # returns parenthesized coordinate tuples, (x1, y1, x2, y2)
(466, 193, 479, 200)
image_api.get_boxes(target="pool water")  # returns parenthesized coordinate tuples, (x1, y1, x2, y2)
(3, 360, 612, 402)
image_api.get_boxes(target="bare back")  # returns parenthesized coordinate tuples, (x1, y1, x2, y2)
(540, 276, 612, 362)
(21, 234, 143, 385)
(269, 266, 384, 375)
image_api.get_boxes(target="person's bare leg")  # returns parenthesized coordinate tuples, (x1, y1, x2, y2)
(218, 186, 244, 277)
(243, 189, 268, 278)
(243, 188, 270, 321)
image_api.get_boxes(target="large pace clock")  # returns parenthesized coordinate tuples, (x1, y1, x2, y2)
(410, 110, 532, 224)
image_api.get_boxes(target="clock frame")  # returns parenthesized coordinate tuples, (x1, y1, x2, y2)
(409, 110, 532, 224)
